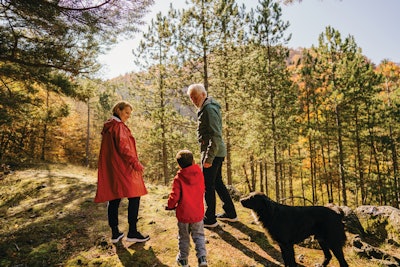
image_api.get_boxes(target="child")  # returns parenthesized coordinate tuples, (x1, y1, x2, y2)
(166, 150, 208, 267)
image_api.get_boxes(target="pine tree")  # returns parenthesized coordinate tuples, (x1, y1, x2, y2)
(133, 9, 196, 184)
(245, 0, 292, 201)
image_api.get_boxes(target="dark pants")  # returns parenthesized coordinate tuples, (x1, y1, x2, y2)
(203, 157, 237, 221)
(108, 197, 140, 233)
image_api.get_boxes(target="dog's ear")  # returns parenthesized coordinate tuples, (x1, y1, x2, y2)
(262, 195, 276, 218)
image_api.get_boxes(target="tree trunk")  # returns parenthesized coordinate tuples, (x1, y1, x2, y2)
(260, 160, 264, 193)
(369, 124, 384, 205)
(308, 133, 316, 203)
(226, 127, 233, 185)
(306, 85, 316, 204)
(242, 164, 252, 193)
(321, 143, 331, 203)
(41, 90, 50, 161)
(264, 160, 269, 196)
(223, 80, 233, 185)
(280, 162, 285, 202)
(250, 154, 255, 191)
(354, 107, 365, 204)
(288, 146, 293, 205)
(298, 146, 306, 206)
(158, 55, 169, 185)
(270, 90, 279, 201)
(385, 77, 399, 207)
(325, 118, 334, 202)
(85, 98, 90, 167)
(335, 105, 347, 205)
(389, 125, 399, 207)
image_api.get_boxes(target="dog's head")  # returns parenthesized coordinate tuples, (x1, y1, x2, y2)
(240, 192, 277, 223)
(240, 192, 274, 212)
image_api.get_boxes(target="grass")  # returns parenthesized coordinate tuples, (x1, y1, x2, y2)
(0, 164, 397, 267)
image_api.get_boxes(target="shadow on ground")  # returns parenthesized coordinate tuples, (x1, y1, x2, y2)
(0, 172, 102, 267)
(210, 221, 284, 267)
(116, 242, 169, 267)
(225, 221, 307, 267)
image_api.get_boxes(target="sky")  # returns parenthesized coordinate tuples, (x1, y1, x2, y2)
(97, 0, 400, 79)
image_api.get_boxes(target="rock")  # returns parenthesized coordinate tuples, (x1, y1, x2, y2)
(355, 205, 400, 243)
(340, 205, 366, 236)
(388, 209, 400, 242)
(325, 204, 366, 237)
(352, 235, 400, 266)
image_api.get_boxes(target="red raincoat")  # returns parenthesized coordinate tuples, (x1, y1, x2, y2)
(167, 164, 205, 223)
(94, 117, 147, 203)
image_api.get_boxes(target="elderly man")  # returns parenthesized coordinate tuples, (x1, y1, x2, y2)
(187, 83, 238, 228)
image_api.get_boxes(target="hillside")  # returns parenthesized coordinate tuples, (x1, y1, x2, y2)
(0, 164, 389, 267)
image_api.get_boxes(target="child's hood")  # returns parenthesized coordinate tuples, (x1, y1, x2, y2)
(177, 164, 203, 185)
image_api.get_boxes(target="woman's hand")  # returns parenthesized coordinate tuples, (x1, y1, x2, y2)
(132, 161, 144, 172)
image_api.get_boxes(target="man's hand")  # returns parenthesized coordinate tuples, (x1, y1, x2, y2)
(203, 162, 212, 168)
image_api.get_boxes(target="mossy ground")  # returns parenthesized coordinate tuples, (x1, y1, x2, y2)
(0, 164, 397, 267)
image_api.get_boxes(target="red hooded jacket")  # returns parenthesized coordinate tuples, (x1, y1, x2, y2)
(94, 117, 147, 203)
(167, 164, 205, 223)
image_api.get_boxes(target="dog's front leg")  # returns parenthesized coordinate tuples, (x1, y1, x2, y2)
(278, 243, 297, 267)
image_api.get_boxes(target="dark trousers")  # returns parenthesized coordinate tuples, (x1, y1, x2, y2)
(108, 197, 140, 233)
(203, 157, 237, 221)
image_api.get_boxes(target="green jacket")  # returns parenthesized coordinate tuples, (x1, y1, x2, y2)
(197, 97, 226, 164)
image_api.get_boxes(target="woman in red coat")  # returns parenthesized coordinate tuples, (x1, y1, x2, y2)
(95, 101, 149, 243)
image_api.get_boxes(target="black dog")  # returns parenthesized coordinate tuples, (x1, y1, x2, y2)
(240, 192, 348, 267)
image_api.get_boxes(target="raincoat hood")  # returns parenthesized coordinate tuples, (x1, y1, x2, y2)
(102, 116, 121, 134)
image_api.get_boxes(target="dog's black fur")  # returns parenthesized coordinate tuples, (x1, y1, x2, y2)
(240, 192, 349, 267)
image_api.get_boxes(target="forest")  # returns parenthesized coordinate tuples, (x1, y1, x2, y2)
(1, 0, 399, 209)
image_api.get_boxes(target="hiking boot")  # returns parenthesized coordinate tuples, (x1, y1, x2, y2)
(176, 257, 189, 267)
(203, 218, 218, 228)
(126, 231, 150, 242)
(216, 213, 238, 222)
(198, 255, 208, 267)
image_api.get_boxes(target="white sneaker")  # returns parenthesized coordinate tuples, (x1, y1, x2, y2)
(126, 232, 150, 242)
(198, 255, 208, 267)
(216, 213, 238, 222)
